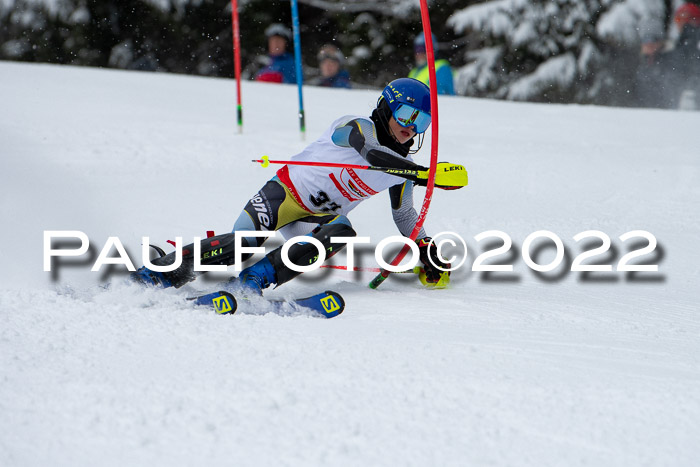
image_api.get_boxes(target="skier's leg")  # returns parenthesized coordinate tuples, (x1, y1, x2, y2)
(238, 215, 356, 293)
(131, 233, 254, 288)
(132, 178, 315, 289)
(235, 177, 317, 244)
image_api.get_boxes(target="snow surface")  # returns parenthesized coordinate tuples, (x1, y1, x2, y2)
(1, 62, 700, 466)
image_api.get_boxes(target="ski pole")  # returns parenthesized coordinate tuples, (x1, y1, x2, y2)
(253, 155, 425, 181)
(253, 156, 467, 188)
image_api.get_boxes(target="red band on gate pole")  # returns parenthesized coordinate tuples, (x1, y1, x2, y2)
(369, 0, 439, 289)
(231, 0, 243, 132)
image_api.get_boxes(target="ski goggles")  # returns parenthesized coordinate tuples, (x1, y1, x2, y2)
(393, 104, 431, 134)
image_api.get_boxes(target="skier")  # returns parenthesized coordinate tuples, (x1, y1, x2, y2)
(132, 78, 464, 295)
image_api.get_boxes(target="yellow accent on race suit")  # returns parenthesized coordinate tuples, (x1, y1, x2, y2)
(276, 182, 321, 225)
(397, 181, 406, 205)
(253, 179, 333, 230)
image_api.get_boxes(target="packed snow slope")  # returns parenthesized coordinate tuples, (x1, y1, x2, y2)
(1, 62, 699, 466)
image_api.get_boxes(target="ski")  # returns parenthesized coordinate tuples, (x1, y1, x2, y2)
(271, 290, 345, 318)
(189, 290, 237, 315)
(188, 289, 345, 318)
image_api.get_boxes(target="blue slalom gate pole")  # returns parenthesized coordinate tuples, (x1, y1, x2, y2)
(290, 0, 305, 139)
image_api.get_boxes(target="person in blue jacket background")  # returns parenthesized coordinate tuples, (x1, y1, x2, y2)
(409, 33, 455, 96)
(254, 24, 297, 84)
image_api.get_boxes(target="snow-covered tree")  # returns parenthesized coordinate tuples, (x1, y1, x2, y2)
(0, 0, 235, 74)
(6, 0, 683, 105)
(0, 0, 468, 88)
(447, 0, 677, 105)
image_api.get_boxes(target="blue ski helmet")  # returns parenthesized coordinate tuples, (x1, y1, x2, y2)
(379, 78, 431, 134)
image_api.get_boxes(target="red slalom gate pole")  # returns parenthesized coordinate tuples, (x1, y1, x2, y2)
(368, 0, 439, 289)
(231, 0, 243, 132)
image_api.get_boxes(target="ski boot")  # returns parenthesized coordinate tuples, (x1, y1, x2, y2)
(236, 256, 278, 295)
(232, 221, 357, 294)
(130, 266, 175, 288)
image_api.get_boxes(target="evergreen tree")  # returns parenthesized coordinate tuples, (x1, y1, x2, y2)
(447, 0, 667, 106)
(0, 0, 471, 89)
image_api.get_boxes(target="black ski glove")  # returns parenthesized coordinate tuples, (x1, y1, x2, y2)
(411, 165, 431, 187)
(417, 237, 451, 284)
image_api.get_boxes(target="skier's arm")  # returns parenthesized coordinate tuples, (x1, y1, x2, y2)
(331, 118, 428, 176)
(389, 182, 426, 238)
(390, 182, 450, 285)
(331, 118, 467, 190)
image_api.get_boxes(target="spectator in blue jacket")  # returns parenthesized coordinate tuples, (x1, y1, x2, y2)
(311, 44, 351, 89)
(409, 33, 455, 95)
(254, 24, 297, 84)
